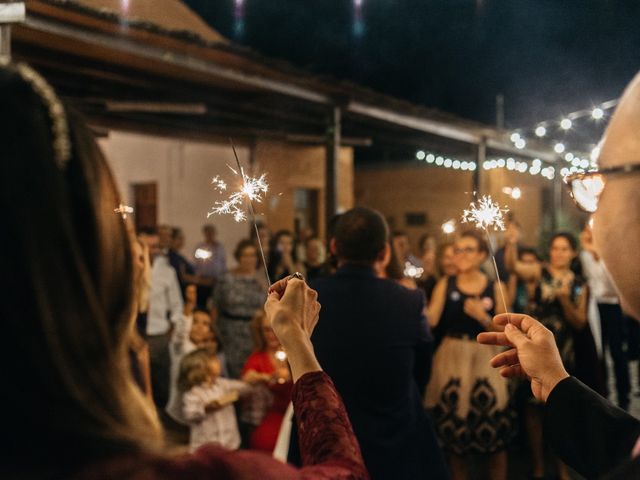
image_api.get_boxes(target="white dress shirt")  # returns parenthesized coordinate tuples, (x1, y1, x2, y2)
(146, 255, 184, 336)
(183, 378, 249, 451)
(580, 251, 619, 304)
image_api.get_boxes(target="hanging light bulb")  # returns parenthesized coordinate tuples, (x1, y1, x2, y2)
(592, 108, 604, 120)
(560, 118, 572, 130)
(535, 125, 547, 137)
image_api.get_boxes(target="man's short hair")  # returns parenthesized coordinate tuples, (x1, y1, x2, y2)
(334, 207, 389, 264)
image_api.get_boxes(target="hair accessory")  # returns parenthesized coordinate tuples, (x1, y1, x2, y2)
(1, 60, 71, 169)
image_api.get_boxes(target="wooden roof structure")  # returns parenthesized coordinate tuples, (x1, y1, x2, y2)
(11, 0, 558, 160)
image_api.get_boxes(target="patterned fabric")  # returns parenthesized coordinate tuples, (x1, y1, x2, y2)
(426, 337, 515, 455)
(183, 378, 250, 452)
(213, 272, 267, 378)
(73, 371, 369, 480)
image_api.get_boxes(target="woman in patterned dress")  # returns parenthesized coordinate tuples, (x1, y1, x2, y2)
(426, 230, 512, 480)
(505, 230, 601, 480)
(212, 239, 268, 378)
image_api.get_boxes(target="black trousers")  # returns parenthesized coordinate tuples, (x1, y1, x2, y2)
(147, 332, 172, 410)
(598, 303, 631, 407)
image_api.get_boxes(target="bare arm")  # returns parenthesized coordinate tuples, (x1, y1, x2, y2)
(505, 239, 541, 282)
(558, 284, 588, 330)
(426, 277, 448, 328)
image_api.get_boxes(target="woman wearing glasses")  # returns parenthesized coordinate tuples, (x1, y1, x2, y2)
(505, 228, 604, 479)
(425, 230, 512, 480)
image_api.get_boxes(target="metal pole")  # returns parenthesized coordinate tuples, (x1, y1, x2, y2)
(552, 167, 562, 232)
(474, 138, 486, 194)
(325, 106, 341, 231)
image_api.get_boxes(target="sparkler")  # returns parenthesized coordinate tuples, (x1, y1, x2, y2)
(404, 261, 424, 279)
(114, 203, 134, 219)
(441, 219, 456, 235)
(207, 140, 271, 285)
(461, 195, 511, 318)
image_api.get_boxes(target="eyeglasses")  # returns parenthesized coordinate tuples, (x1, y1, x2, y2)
(454, 247, 478, 255)
(565, 164, 640, 213)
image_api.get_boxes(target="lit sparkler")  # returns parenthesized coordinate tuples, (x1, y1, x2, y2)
(461, 195, 511, 318)
(462, 195, 508, 231)
(441, 219, 456, 235)
(195, 248, 213, 260)
(114, 203, 134, 219)
(404, 261, 424, 279)
(207, 140, 271, 285)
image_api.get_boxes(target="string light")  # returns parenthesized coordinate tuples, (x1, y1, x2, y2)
(416, 150, 426, 160)
(508, 98, 618, 157)
(560, 118, 572, 130)
(535, 125, 547, 137)
(554, 143, 565, 154)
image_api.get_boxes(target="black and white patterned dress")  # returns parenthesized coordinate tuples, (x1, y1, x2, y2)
(425, 276, 514, 455)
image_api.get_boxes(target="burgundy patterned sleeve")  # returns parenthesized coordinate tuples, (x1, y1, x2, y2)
(293, 371, 370, 480)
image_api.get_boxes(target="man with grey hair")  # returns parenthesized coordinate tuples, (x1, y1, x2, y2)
(479, 73, 640, 479)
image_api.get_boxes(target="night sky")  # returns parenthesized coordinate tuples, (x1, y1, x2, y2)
(185, 0, 640, 149)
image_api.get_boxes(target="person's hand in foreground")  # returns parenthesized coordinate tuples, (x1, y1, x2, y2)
(477, 314, 569, 402)
(265, 276, 322, 382)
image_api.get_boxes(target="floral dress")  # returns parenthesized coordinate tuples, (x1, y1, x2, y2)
(212, 272, 267, 378)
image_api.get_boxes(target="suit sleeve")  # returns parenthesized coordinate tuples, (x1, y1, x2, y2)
(412, 290, 433, 396)
(544, 376, 640, 479)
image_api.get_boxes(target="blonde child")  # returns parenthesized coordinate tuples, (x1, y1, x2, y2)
(179, 347, 249, 451)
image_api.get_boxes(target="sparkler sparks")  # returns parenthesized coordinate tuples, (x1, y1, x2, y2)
(461, 195, 509, 231)
(461, 194, 511, 319)
(207, 169, 268, 223)
(114, 203, 134, 219)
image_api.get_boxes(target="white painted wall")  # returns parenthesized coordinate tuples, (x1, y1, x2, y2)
(99, 131, 250, 266)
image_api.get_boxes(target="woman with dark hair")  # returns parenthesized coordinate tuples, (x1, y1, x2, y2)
(268, 230, 305, 281)
(0, 62, 367, 479)
(211, 239, 268, 379)
(426, 230, 511, 480)
(505, 228, 603, 480)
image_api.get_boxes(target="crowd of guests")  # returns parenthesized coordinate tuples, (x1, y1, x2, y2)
(6, 60, 640, 480)
(131, 207, 638, 479)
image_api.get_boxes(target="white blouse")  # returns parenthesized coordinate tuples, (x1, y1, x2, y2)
(183, 378, 249, 452)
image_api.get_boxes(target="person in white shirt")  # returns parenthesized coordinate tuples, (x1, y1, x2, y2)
(166, 285, 228, 424)
(179, 347, 251, 452)
(580, 223, 631, 410)
(141, 228, 184, 410)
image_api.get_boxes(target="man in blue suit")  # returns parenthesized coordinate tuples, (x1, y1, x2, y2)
(289, 207, 448, 479)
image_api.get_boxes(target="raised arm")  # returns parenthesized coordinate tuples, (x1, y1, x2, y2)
(504, 225, 541, 282)
(265, 277, 369, 479)
(557, 279, 588, 330)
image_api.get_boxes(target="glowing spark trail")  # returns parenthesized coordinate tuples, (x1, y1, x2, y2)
(114, 204, 134, 219)
(462, 195, 508, 232)
(461, 195, 511, 319)
(207, 140, 271, 285)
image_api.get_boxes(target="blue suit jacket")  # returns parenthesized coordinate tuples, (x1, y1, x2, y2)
(290, 264, 448, 480)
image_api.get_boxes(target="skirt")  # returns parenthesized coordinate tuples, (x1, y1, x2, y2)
(425, 336, 514, 455)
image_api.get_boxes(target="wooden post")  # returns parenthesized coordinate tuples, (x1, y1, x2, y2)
(474, 137, 486, 194)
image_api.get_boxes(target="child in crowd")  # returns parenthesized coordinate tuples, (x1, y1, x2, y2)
(166, 285, 228, 424)
(179, 347, 250, 452)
